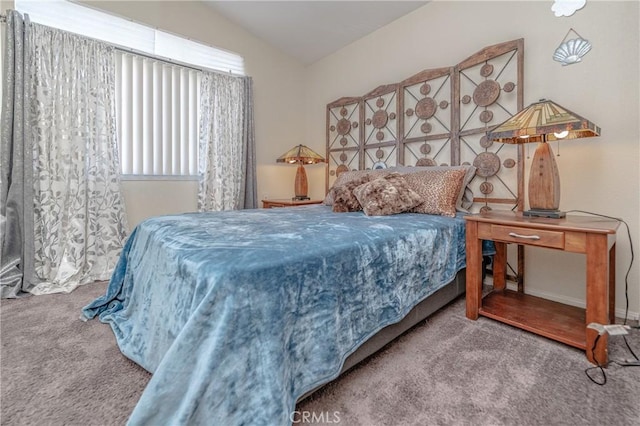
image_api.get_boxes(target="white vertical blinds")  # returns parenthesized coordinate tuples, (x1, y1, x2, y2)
(116, 53, 201, 176)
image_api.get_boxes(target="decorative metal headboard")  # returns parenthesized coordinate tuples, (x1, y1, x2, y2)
(326, 39, 525, 213)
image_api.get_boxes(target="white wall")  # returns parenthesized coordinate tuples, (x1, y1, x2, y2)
(304, 0, 640, 318)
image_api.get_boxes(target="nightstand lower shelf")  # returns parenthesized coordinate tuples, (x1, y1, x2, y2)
(480, 290, 586, 350)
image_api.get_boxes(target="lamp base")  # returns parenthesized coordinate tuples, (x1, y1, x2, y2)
(294, 164, 309, 200)
(523, 209, 566, 219)
(292, 196, 310, 201)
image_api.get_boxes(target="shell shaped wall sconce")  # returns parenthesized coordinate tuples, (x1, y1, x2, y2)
(553, 28, 592, 66)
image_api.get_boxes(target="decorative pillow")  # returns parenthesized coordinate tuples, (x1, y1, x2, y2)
(390, 165, 476, 212)
(332, 175, 372, 212)
(323, 169, 392, 206)
(353, 173, 423, 216)
(402, 169, 467, 217)
(324, 165, 476, 212)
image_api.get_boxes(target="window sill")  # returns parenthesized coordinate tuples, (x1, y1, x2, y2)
(119, 175, 199, 181)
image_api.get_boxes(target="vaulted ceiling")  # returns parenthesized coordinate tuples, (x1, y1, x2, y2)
(203, 1, 428, 64)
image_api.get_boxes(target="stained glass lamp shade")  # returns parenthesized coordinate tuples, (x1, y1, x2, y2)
(487, 99, 600, 218)
(276, 144, 326, 200)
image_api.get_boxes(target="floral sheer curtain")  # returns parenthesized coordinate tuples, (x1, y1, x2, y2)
(198, 72, 257, 211)
(0, 12, 128, 297)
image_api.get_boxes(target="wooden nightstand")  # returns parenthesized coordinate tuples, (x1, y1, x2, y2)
(464, 211, 619, 365)
(261, 199, 323, 209)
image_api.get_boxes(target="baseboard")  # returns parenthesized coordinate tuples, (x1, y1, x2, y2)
(504, 282, 640, 322)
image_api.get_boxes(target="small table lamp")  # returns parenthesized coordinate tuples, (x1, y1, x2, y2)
(487, 99, 600, 218)
(276, 144, 325, 200)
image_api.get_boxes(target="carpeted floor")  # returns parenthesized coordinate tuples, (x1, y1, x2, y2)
(1, 281, 639, 426)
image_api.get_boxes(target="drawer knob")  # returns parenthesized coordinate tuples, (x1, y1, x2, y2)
(508, 232, 541, 240)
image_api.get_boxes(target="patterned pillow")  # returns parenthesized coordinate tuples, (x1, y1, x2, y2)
(324, 169, 392, 206)
(324, 166, 476, 211)
(353, 173, 423, 216)
(402, 169, 467, 217)
(390, 165, 476, 212)
(332, 175, 372, 212)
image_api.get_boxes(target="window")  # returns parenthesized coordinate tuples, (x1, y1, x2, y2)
(15, 0, 245, 74)
(116, 53, 201, 177)
(16, 0, 245, 177)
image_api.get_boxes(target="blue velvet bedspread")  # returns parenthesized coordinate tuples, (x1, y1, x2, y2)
(83, 206, 472, 425)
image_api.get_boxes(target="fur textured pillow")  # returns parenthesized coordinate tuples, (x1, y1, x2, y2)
(332, 175, 372, 212)
(391, 165, 476, 212)
(353, 173, 423, 216)
(402, 169, 467, 217)
(324, 169, 392, 206)
(324, 166, 476, 211)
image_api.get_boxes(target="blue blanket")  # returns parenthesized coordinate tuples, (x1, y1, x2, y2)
(83, 206, 470, 425)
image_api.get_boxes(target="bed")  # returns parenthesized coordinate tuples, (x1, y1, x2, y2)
(83, 201, 478, 425)
(83, 39, 526, 426)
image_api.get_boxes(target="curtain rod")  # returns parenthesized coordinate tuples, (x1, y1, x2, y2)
(112, 45, 237, 77)
(114, 46, 203, 74)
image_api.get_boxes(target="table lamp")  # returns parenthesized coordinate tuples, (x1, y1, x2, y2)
(486, 99, 600, 218)
(276, 144, 325, 200)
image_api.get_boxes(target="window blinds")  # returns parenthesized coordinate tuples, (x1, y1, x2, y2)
(116, 53, 200, 176)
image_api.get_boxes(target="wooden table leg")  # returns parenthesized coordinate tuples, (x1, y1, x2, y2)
(517, 244, 525, 293)
(585, 233, 610, 365)
(466, 221, 482, 320)
(609, 243, 616, 325)
(492, 242, 507, 291)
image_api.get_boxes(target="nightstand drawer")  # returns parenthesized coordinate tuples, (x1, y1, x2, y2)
(262, 199, 323, 209)
(263, 201, 289, 208)
(490, 224, 565, 249)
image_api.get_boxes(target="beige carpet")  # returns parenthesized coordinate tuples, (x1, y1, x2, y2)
(1, 281, 639, 425)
